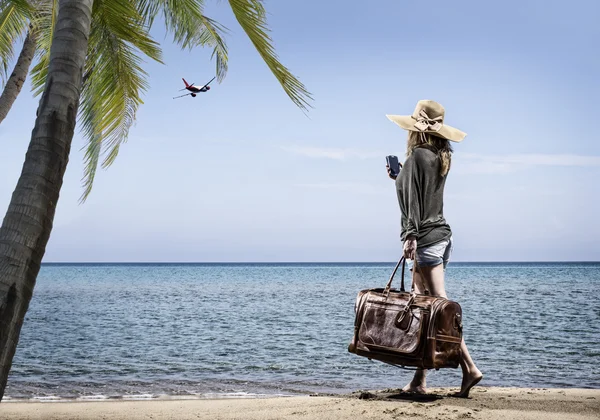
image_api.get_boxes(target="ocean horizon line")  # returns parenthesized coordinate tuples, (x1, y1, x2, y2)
(40, 260, 600, 265)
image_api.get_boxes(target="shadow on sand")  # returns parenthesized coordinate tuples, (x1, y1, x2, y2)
(353, 390, 444, 402)
(386, 392, 444, 402)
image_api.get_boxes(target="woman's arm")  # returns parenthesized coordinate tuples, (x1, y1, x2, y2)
(399, 153, 423, 258)
(399, 155, 422, 240)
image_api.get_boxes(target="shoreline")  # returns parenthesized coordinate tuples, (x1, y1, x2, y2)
(2, 385, 599, 403)
(2, 391, 298, 403)
(2, 387, 599, 420)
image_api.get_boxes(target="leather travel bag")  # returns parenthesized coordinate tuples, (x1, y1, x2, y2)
(348, 257, 463, 369)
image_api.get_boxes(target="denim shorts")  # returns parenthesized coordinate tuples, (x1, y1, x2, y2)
(408, 236, 453, 270)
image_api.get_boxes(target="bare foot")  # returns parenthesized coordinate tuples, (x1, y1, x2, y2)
(452, 369, 483, 398)
(402, 380, 427, 394)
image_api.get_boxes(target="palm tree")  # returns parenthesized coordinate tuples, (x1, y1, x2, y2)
(0, 1, 35, 124)
(0, 0, 311, 401)
(0, 0, 312, 200)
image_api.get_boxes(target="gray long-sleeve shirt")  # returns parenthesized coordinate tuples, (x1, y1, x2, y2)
(395, 146, 452, 248)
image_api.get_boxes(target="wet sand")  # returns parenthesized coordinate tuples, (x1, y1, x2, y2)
(2, 387, 599, 420)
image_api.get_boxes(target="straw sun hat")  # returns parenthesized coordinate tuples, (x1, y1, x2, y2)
(386, 100, 466, 142)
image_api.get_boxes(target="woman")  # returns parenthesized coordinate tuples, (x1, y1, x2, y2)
(385, 100, 483, 398)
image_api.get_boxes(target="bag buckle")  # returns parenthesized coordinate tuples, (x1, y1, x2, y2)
(395, 293, 416, 331)
(453, 312, 463, 331)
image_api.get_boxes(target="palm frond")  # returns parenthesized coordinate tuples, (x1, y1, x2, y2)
(0, 0, 31, 84)
(195, 14, 228, 81)
(79, 108, 102, 203)
(94, 0, 162, 62)
(78, 0, 163, 202)
(228, 0, 312, 111)
(136, 0, 229, 81)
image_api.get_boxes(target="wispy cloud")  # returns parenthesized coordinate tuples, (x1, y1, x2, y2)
(453, 152, 600, 174)
(281, 145, 600, 174)
(281, 145, 383, 160)
(294, 182, 389, 195)
(457, 153, 600, 167)
(451, 160, 515, 175)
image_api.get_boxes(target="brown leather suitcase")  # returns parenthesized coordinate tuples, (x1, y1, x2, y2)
(348, 257, 463, 369)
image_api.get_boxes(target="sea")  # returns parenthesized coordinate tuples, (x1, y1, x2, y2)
(4, 262, 600, 401)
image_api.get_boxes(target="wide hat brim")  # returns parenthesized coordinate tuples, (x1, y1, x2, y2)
(386, 114, 467, 143)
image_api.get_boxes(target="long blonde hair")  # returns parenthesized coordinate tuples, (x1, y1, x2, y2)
(406, 131, 453, 176)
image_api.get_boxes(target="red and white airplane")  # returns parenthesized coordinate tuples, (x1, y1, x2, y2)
(173, 76, 216, 99)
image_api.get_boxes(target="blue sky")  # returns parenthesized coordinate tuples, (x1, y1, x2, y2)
(1, 0, 599, 262)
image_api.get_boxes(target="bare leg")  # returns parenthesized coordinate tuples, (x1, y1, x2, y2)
(405, 264, 483, 397)
(401, 269, 427, 394)
(453, 340, 483, 397)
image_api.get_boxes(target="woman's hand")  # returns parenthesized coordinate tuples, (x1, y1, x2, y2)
(386, 161, 402, 180)
(386, 165, 396, 180)
(403, 236, 417, 260)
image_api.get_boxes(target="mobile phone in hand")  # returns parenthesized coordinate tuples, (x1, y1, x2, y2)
(386, 155, 401, 177)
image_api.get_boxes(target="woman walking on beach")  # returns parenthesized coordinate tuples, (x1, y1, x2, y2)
(385, 100, 483, 398)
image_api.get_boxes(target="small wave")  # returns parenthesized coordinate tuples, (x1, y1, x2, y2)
(122, 394, 156, 400)
(3, 392, 294, 403)
(33, 396, 63, 402)
(243, 365, 284, 371)
(197, 392, 287, 399)
(77, 395, 110, 401)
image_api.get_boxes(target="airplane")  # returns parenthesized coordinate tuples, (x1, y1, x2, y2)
(173, 76, 216, 99)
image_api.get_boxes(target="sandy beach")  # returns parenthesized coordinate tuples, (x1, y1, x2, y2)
(2, 387, 599, 420)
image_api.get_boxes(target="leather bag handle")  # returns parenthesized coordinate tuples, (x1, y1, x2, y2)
(383, 255, 425, 296)
(383, 256, 407, 294)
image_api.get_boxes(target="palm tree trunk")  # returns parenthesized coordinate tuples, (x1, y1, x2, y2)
(0, 28, 37, 125)
(0, 0, 94, 401)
